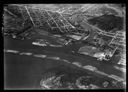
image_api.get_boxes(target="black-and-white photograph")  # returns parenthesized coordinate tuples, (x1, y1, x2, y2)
(3, 4, 126, 90)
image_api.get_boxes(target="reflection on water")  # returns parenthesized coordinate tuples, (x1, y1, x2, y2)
(39, 71, 100, 89)
(4, 37, 125, 89)
(39, 65, 125, 90)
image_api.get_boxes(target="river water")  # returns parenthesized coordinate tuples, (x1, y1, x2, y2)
(4, 35, 125, 89)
